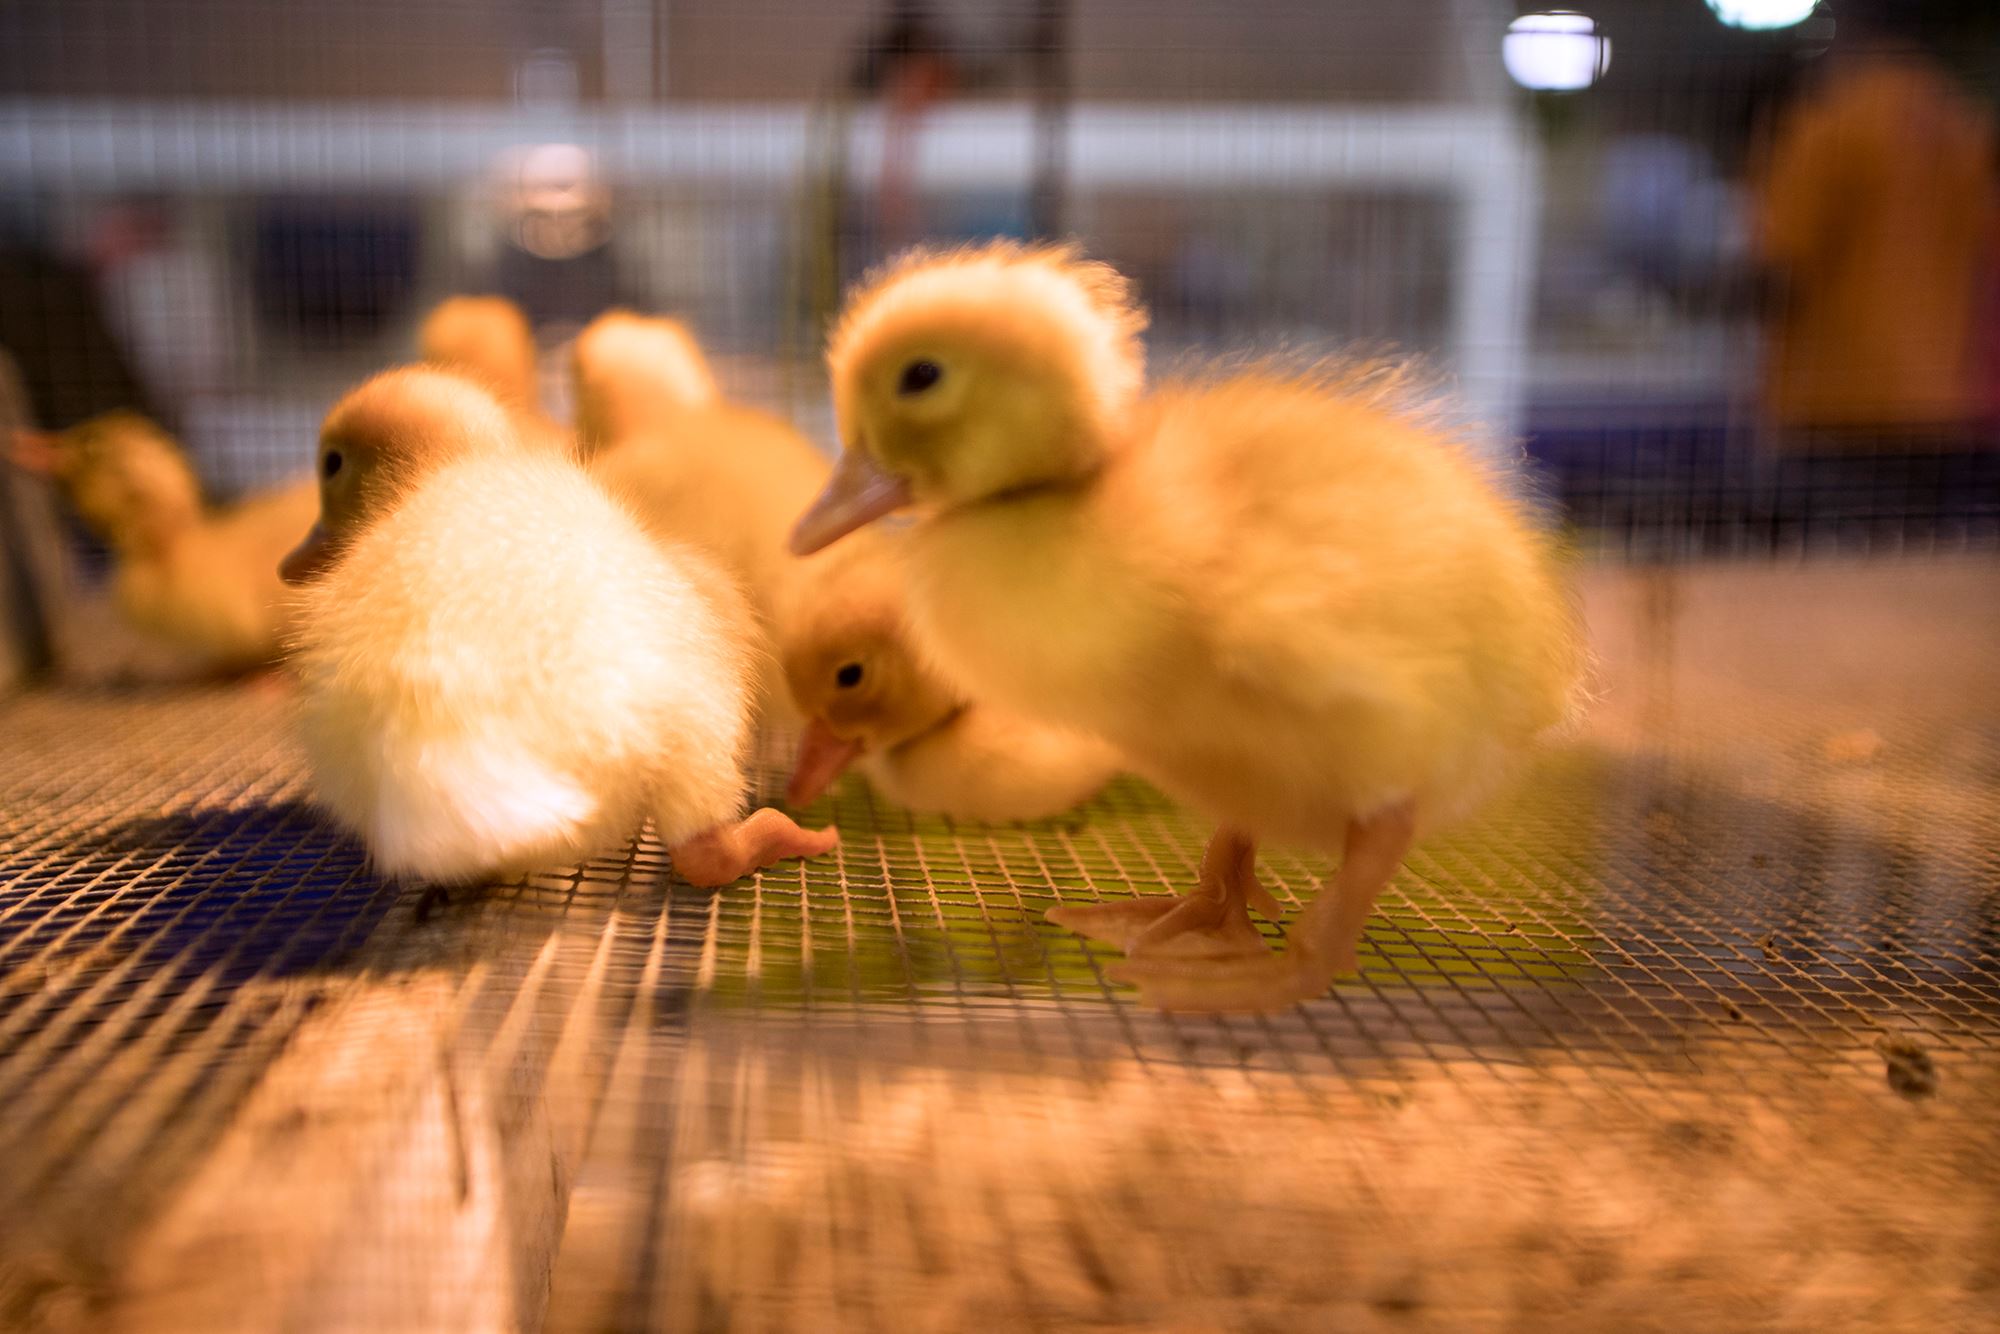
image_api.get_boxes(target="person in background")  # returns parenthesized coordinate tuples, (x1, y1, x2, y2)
(87, 201, 233, 428)
(0, 227, 160, 434)
(1753, 5, 1998, 444)
(0, 348, 58, 685)
(1985, 213, 2000, 429)
(848, 1, 960, 248)
(0, 218, 193, 682)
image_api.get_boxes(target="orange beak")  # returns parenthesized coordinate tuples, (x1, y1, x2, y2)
(790, 448, 912, 556)
(786, 718, 866, 806)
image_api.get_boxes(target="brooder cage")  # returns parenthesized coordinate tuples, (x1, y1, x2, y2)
(1, 2, 1997, 1330)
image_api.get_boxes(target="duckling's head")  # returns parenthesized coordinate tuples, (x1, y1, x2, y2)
(571, 309, 720, 448)
(778, 533, 962, 805)
(418, 295, 541, 413)
(792, 242, 1147, 555)
(11, 412, 202, 553)
(281, 367, 517, 583)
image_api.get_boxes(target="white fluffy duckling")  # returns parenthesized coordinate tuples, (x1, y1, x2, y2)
(792, 244, 1584, 1011)
(10, 412, 317, 672)
(779, 526, 1121, 820)
(573, 311, 830, 632)
(282, 367, 836, 888)
(418, 295, 568, 452)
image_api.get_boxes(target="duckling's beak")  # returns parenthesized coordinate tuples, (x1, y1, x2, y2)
(279, 523, 337, 584)
(786, 718, 865, 806)
(790, 448, 911, 556)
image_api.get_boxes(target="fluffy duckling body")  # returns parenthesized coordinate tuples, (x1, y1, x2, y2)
(283, 368, 835, 888)
(11, 412, 316, 672)
(418, 295, 568, 452)
(779, 528, 1120, 820)
(571, 309, 722, 441)
(794, 244, 1584, 1011)
(574, 312, 831, 633)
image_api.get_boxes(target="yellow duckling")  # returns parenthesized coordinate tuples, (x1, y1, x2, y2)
(417, 295, 568, 452)
(10, 412, 317, 673)
(282, 367, 836, 888)
(572, 311, 830, 633)
(793, 243, 1584, 1012)
(778, 526, 1121, 820)
(570, 308, 721, 441)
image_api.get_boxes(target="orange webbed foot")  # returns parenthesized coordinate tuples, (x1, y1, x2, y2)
(1046, 826, 1280, 958)
(1085, 804, 1413, 1013)
(1107, 939, 1355, 1013)
(1046, 894, 1271, 959)
(671, 808, 839, 886)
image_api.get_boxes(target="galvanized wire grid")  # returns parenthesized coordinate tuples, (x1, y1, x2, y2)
(0, 562, 1996, 1331)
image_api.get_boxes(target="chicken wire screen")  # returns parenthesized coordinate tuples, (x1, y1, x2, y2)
(2, 1, 2000, 1331)
(2, 562, 1996, 1330)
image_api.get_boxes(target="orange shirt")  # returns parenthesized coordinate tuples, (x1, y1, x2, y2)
(1757, 55, 1998, 433)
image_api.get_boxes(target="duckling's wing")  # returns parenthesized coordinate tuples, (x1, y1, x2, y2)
(875, 708, 1119, 822)
(1165, 379, 1556, 728)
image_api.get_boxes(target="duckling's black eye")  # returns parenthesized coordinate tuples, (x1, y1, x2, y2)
(322, 450, 343, 479)
(896, 360, 942, 396)
(835, 662, 864, 689)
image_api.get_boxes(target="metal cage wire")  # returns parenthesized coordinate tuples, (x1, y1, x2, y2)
(1, 561, 1995, 1329)
(0, 1, 1998, 1330)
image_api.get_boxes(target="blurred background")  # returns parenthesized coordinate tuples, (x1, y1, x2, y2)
(4, 1, 1995, 597)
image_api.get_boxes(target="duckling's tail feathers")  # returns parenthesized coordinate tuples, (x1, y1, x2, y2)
(367, 736, 598, 882)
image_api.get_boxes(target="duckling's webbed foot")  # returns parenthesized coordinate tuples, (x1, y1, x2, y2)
(1106, 802, 1416, 1013)
(671, 808, 839, 887)
(1046, 827, 1280, 958)
(1108, 944, 1338, 1013)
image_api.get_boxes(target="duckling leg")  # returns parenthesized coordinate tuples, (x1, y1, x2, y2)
(671, 808, 840, 887)
(413, 883, 454, 923)
(1106, 802, 1415, 1013)
(1046, 827, 1283, 958)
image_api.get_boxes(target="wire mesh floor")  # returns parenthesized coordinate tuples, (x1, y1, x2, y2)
(1, 558, 1997, 1332)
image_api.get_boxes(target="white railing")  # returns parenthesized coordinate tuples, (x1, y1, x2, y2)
(0, 98, 1540, 439)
